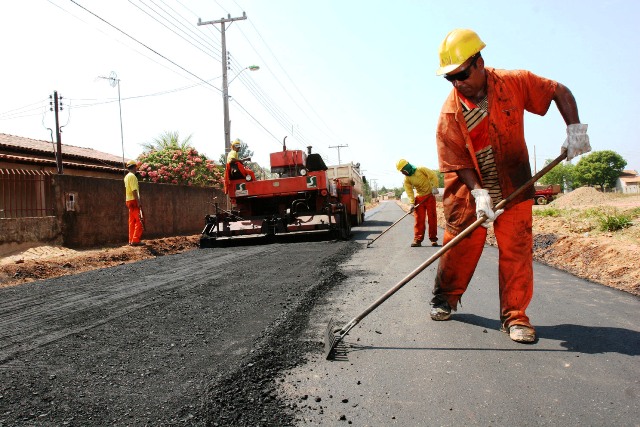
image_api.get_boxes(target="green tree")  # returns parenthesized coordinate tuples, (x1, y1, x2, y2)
(141, 130, 191, 152)
(538, 159, 575, 191)
(218, 139, 262, 176)
(218, 139, 254, 165)
(435, 170, 444, 188)
(136, 131, 224, 188)
(573, 150, 627, 191)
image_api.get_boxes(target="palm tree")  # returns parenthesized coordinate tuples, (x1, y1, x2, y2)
(141, 131, 193, 152)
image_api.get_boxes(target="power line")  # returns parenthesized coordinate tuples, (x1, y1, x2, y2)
(68, 0, 220, 91)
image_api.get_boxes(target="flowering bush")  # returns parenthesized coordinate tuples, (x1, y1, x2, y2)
(136, 145, 224, 188)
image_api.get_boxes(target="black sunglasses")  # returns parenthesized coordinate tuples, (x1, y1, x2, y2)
(444, 55, 480, 82)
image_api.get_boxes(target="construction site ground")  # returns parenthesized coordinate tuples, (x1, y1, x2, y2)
(0, 187, 638, 426)
(1, 187, 638, 296)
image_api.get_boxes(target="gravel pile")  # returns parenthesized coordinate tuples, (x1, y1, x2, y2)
(550, 187, 609, 208)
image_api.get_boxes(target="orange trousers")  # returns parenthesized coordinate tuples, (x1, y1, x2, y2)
(126, 200, 143, 244)
(432, 200, 534, 329)
(236, 162, 256, 181)
(414, 194, 437, 243)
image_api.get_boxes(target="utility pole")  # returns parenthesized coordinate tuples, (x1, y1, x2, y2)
(198, 12, 247, 158)
(329, 144, 348, 165)
(50, 91, 63, 174)
(370, 179, 378, 199)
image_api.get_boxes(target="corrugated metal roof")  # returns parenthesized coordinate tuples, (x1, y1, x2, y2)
(0, 133, 125, 165)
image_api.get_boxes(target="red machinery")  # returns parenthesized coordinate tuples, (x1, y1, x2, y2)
(200, 145, 355, 247)
(534, 184, 561, 205)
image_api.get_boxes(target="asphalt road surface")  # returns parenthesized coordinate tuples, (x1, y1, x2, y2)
(282, 201, 640, 426)
(0, 200, 638, 426)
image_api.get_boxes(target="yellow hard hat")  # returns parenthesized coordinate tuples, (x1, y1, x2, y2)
(126, 159, 137, 168)
(231, 139, 242, 148)
(436, 29, 486, 76)
(396, 159, 409, 172)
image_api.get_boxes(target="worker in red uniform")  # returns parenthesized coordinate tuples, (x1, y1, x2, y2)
(124, 159, 144, 246)
(396, 159, 440, 247)
(429, 29, 590, 343)
(224, 139, 256, 194)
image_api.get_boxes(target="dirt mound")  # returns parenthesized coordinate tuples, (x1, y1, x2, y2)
(551, 187, 610, 208)
(0, 236, 200, 288)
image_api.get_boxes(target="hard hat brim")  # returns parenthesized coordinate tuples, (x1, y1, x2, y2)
(436, 63, 462, 76)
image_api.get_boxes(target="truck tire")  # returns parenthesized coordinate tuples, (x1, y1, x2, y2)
(340, 212, 351, 240)
(536, 196, 548, 205)
(351, 203, 363, 227)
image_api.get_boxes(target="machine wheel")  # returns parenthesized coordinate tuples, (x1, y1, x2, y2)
(351, 205, 362, 227)
(536, 196, 548, 205)
(339, 211, 351, 240)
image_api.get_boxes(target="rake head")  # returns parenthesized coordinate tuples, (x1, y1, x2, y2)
(324, 318, 353, 360)
(325, 318, 347, 360)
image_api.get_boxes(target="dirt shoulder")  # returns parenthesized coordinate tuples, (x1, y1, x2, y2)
(1, 188, 639, 297)
(429, 187, 639, 297)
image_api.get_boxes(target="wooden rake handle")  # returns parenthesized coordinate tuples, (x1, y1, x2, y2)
(340, 151, 567, 335)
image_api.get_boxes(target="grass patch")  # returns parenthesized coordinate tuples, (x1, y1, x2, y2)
(533, 207, 561, 217)
(597, 212, 633, 232)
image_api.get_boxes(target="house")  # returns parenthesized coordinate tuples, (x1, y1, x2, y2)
(1, 132, 223, 250)
(0, 133, 127, 178)
(616, 169, 640, 194)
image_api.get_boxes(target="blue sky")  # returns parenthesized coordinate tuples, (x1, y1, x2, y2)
(2, 0, 638, 189)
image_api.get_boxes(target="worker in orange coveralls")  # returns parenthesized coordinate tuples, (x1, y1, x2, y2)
(429, 29, 590, 343)
(224, 139, 256, 194)
(124, 159, 144, 246)
(396, 159, 440, 247)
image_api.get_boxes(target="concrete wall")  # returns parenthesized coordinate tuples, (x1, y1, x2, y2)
(1, 175, 225, 249)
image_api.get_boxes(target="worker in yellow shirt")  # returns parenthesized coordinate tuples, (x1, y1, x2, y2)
(224, 139, 256, 194)
(124, 160, 144, 246)
(397, 159, 440, 247)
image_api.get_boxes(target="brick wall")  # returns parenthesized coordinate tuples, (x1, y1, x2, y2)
(1, 174, 226, 249)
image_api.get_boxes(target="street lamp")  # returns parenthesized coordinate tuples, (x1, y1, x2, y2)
(223, 65, 259, 156)
(98, 71, 125, 170)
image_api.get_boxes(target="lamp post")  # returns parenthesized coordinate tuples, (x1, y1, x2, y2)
(223, 65, 259, 156)
(98, 71, 125, 170)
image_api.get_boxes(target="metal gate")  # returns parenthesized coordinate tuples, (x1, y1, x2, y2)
(0, 169, 55, 218)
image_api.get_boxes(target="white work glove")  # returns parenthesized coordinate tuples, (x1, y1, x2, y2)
(409, 203, 415, 213)
(561, 123, 591, 161)
(432, 187, 439, 195)
(471, 189, 503, 228)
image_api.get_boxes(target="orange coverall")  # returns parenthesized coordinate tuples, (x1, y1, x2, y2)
(433, 67, 557, 329)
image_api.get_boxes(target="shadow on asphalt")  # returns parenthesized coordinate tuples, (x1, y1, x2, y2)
(199, 231, 340, 248)
(455, 313, 640, 356)
(328, 313, 640, 360)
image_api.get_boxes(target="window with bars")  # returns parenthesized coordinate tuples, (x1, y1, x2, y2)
(0, 169, 55, 218)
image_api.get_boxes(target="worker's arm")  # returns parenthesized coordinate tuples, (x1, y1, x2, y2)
(455, 168, 482, 191)
(553, 83, 591, 161)
(553, 83, 580, 125)
(133, 189, 141, 206)
(428, 169, 439, 194)
(403, 180, 415, 205)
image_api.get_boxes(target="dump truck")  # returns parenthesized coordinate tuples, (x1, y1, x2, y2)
(200, 144, 362, 247)
(326, 162, 366, 226)
(533, 184, 561, 205)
